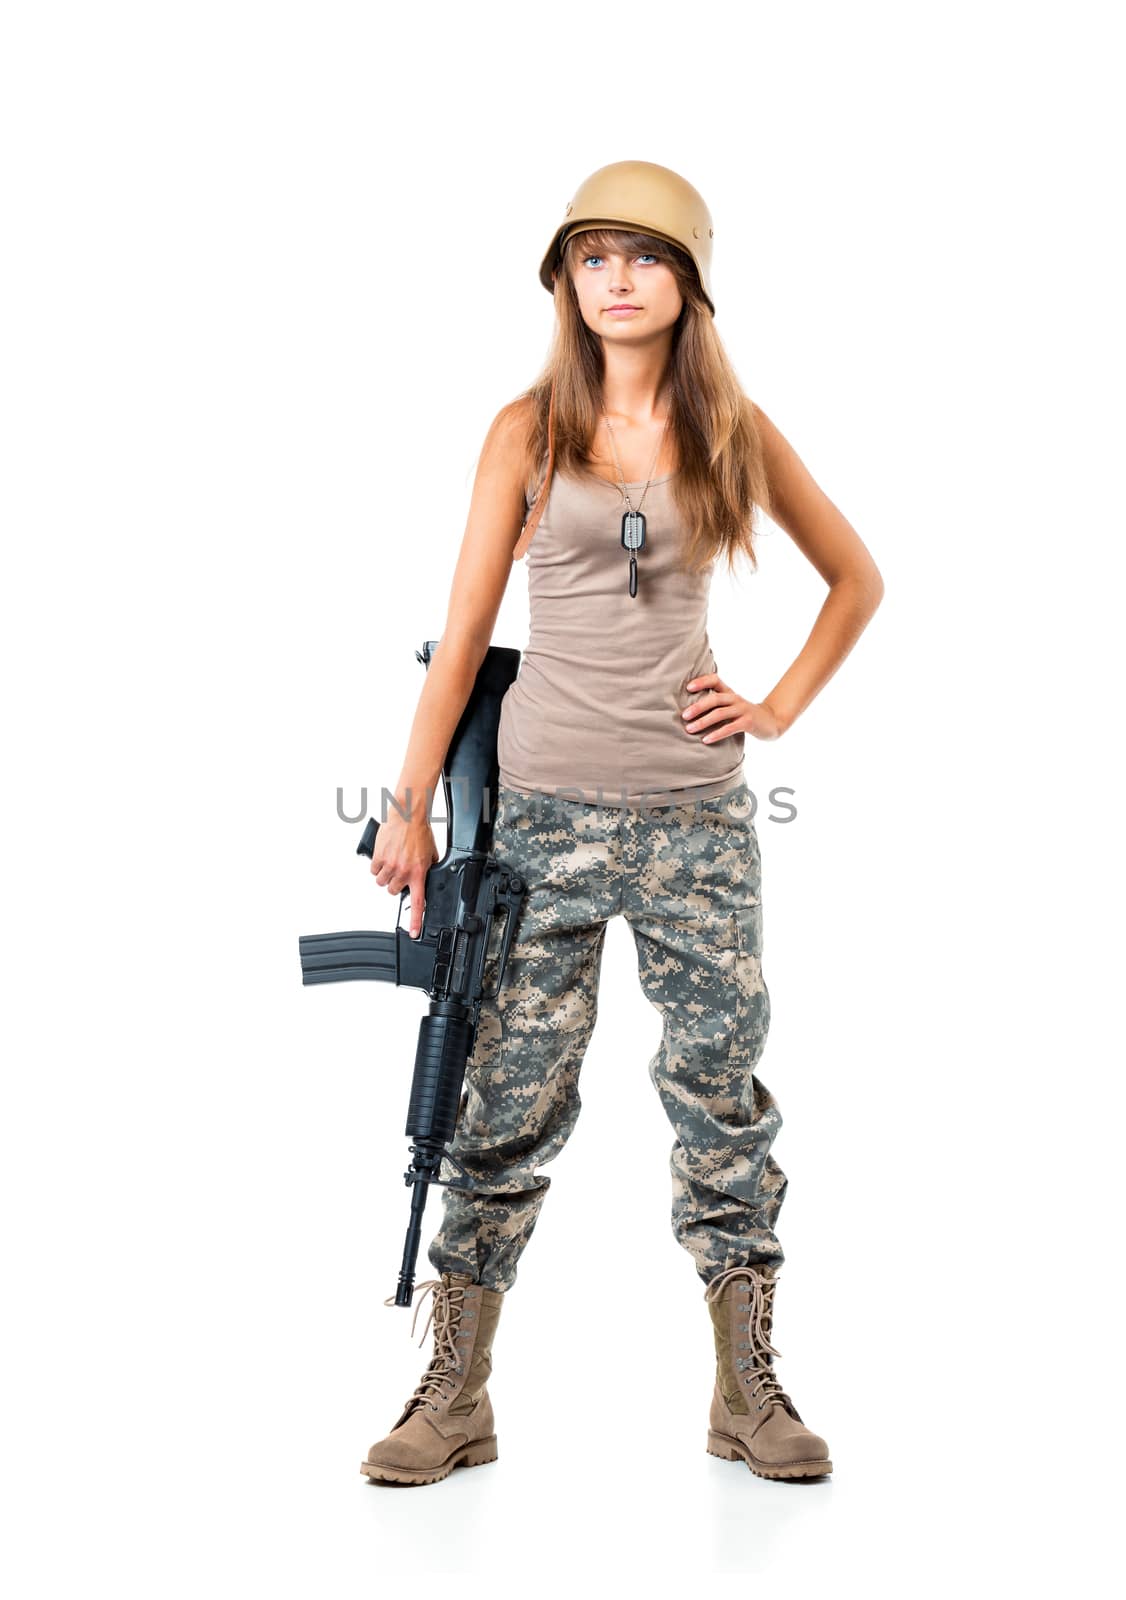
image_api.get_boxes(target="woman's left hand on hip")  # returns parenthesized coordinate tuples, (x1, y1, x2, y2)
(682, 673, 784, 742)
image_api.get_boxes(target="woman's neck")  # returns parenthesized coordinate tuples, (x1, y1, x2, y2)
(599, 338, 674, 425)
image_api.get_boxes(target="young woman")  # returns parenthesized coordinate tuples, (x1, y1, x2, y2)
(361, 160, 884, 1487)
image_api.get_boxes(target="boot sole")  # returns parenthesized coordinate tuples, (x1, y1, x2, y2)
(360, 1435, 498, 1486)
(707, 1428, 832, 1480)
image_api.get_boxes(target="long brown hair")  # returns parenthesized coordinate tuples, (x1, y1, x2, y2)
(512, 226, 772, 575)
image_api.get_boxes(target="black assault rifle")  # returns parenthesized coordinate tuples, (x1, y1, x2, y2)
(298, 640, 528, 1307)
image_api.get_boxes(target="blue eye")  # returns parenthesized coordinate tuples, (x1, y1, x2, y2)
(582, 254, 659, 268)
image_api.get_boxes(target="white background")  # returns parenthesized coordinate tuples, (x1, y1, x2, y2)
(3, 2, 1122, 1595)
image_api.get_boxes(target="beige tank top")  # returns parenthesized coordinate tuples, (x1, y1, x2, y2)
(497, 467, 746, 807)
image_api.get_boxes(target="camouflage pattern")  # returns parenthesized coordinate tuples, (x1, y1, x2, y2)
(427, 781, 786, 1292)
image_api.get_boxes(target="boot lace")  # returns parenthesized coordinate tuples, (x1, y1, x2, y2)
(383, 1277, 471, 1413)
(704, 1264, 800, 1419)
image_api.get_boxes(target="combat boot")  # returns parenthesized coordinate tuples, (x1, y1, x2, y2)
(704, 1263, 832, 1480)
(361, 1271, 505, 1486)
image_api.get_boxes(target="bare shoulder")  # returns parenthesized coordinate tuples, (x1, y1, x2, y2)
(747, 398, 884, 595)
(467, 393, 536, 536)
(481, 394, 536, 488)
(492, 391, 537, 439)
(749, 399, 797, 475)
(438, 397, 537, 655)
(748, 397, 822, 522)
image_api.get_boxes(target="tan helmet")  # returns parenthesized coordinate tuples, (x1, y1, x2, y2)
(538, 159, 716, 316)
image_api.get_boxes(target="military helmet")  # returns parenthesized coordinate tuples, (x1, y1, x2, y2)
(538, 159, 716, 316)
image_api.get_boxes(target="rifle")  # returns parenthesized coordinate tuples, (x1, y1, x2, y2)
(298, 639, 528, 1307)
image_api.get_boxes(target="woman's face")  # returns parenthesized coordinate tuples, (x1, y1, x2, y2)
(566, 238, 684, 343)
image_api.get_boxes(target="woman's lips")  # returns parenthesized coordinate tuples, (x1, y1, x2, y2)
(605, 307, 641, 317)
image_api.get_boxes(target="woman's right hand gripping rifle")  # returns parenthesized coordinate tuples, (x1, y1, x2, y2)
(369, 791, 440, 941)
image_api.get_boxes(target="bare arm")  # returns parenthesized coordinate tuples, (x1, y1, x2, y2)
(370, 398, 531, 933)
(755, 403, 885, 735)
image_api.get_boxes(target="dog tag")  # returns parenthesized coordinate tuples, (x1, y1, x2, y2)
(621, 510, 646, 551)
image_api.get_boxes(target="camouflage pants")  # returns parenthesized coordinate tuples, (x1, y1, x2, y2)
(427, 780, 786, 1293)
